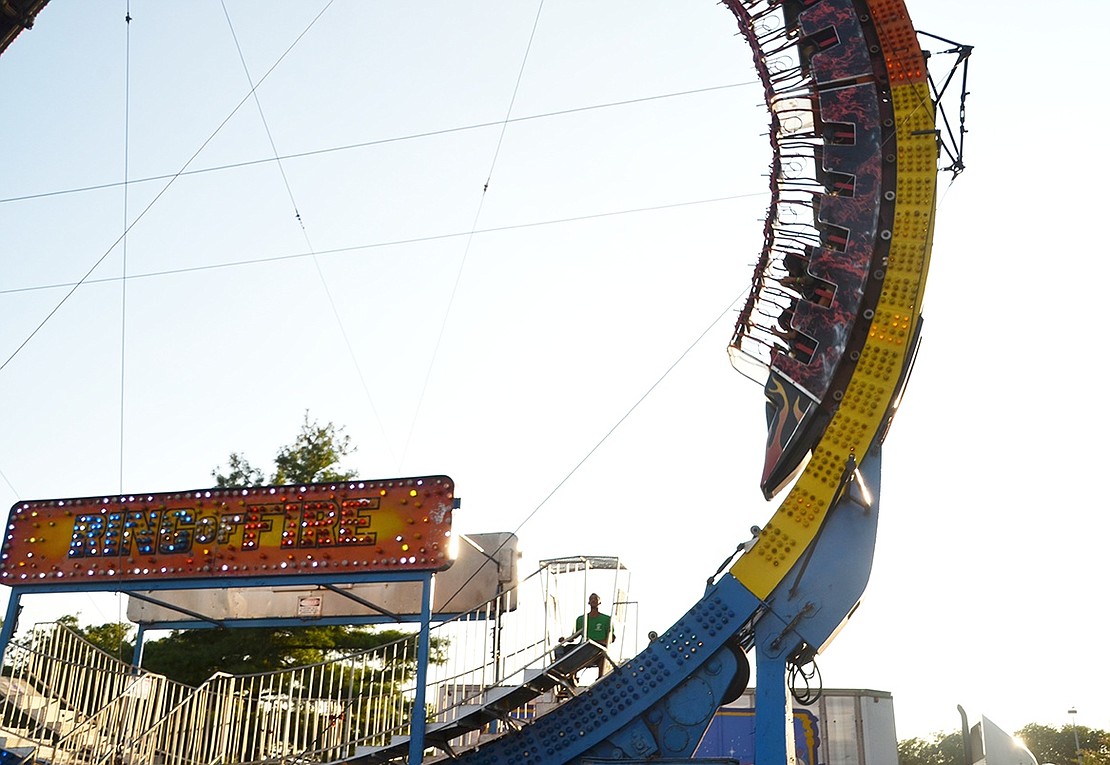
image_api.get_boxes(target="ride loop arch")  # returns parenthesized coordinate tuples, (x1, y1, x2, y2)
(0, 1, 946, 763)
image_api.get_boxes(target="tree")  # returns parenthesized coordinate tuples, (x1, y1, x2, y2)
(897, 724, 1110, 765)
(211, 451, 264, 488)
(272, 412, 356, 484)
(140, 625, 443, 687)
(897, 730, 963, 765)
(139, 414, 445, 688)
(54, 615, 136, 662)
(1016, 722, 1110, 765)
(212, 411, 356, 487)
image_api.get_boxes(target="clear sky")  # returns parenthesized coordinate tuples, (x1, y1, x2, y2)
(1, 0, 1107, 742)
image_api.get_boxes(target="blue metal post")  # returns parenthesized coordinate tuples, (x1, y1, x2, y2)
(132, 623, 147, 669)
(753, 631, 795, 765)
(407, 572, 433, 764)
(0, 590, 21, 668)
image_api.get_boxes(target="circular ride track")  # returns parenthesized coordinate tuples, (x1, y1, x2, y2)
(0, 2, 939, 764)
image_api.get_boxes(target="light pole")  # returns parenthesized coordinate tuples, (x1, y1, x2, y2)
(1068, 708, 1083, 765)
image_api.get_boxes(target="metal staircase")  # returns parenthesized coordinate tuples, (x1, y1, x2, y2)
(352, 641, 607, 763)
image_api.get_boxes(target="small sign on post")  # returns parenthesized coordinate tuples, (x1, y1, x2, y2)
(297, 595, 323, 618)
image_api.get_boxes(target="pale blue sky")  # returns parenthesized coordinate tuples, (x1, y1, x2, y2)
(1, 0, 1106, 741)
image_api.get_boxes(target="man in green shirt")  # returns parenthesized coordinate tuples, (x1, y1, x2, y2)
(564, 593, 614, 681)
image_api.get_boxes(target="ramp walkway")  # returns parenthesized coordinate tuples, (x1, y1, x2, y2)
(350, 641, 608, 763)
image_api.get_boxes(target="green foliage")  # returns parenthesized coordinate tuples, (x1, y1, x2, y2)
(139, 417, 435, 688)
(212, 451, 265, 488)
(51, 615, 136, 662)
(897, 730, 963, 765)
(79, 621, 136, 661)
(212, 411, 356, 487)
(141, 625, 443, 687)
(51, 417, 447, 706)
(897, 724, 1110, 765)
(1016, 722, 1110, 765)
(272, 412, 356, 485)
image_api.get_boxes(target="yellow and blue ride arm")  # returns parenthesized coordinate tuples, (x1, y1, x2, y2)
(396, 1, 940, 763)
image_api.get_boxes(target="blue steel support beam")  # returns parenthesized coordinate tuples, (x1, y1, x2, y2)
(407, 572, 434, 765)
(0, 591, 21, 662)
(749, 445, 883, 764)
(132, 623, 146, 668)
(752, 640, 793, 765)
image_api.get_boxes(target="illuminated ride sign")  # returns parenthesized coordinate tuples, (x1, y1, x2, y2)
(0, 476, 456, 587)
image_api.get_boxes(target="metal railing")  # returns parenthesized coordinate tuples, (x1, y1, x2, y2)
(0, 568, 636, 765)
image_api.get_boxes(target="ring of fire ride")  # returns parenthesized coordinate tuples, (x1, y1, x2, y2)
(0, 1, 944, 763)
(437, 1, 939, 762)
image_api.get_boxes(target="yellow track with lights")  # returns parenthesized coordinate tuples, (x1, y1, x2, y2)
(731, 0, 937, 600)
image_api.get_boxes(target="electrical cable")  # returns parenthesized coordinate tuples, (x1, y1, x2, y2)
(398, 0, 547, 471)
(0, 80, 758, 207)
(789, 654, 823, 705)
(220, 0, 396, 467)
(0, 191, 765, 298)
(0, 467, 17, 499)
(118, 3, 132, 495)
(115, 0, 134, 659)
(0, 1, 336, 376)
(439, 283, 752, 610)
